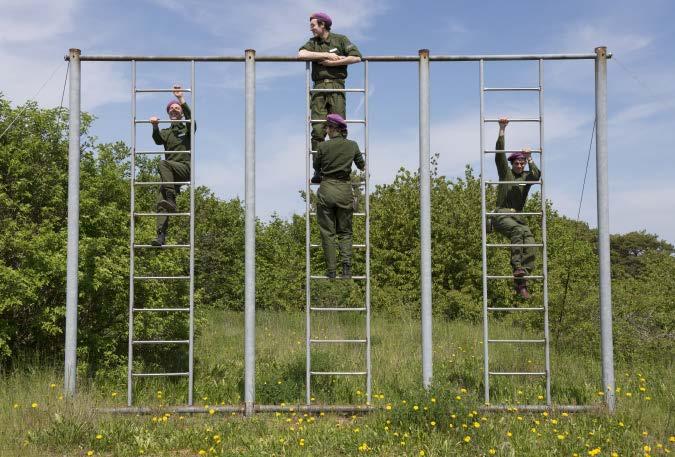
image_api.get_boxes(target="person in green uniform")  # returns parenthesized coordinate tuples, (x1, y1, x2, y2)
(298, 12, 362, 152)
(149, 84, 195, 246)
(312, 114, 365, 279)
(492, 117, 540, 299)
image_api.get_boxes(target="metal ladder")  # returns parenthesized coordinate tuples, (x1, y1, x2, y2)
(479, 59, 551, 406)
(304, 61, 372, 405)
(127, 61, 196, 406)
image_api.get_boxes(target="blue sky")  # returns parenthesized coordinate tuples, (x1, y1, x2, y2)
(2, 0, 675, 243)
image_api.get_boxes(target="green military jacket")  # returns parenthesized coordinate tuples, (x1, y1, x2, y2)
(152, 102, 195, 164)
(314, 134, 365, 178)
(299, 33, 362, 81)
(495, 135, 540, 211)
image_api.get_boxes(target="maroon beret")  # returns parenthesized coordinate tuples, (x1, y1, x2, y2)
(166, 99, 182, 113)
(310, 12, 332, 27)
(508, 152, 527, 162)
(326, 113, 347, 129)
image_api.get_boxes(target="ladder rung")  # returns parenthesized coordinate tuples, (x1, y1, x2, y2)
(308, 212, 365, 217)
(134, 150, 191, 155)
(484, 149, 541, 154)
(133, 181, 190, 186)
(309, 182, 366, 187)
(133, 340, 190, 345)
(484, 118, 540, 123)
(135, 88, 192, 93)
(487, 307, 544, 312)
(485, 180, 541, 185)
(310, 275, 366, 280)
(483, 87, 540, 92)
(135, 119, 192, 124)
(134, 244, 191, 249)
(485, 212, 541, 216)
(133, 212, 190, 217)
(310, 119, 366, 124)
(132, 372, 189, 377)
(310, 244, 365, 248)
(486, 243, 543, 248)
(310, 307, 367, 312)
(488, 339, 546, 344)
(309, 88, 365, 93)
(310, 339, 367, 344)
(310, 371, 367, 376)
(486, 275, 543, 280)
(133, 308, 190, 312)
(134, 276, 190, 280)
(489, 371, 547, 376)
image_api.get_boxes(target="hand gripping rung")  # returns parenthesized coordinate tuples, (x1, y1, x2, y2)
(484, 149, 541, 154)
(484, 118, 540, 123)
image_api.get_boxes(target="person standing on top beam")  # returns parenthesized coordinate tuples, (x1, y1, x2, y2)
(492, 117, 540, 299)
(312, 114, 365, 279)
(148, 84, 195, 247)
(298, 12, 362, 152)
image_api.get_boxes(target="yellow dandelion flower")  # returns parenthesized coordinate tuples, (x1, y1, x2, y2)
(431, 397, 436, 403)
(455, 396, 462, 400)
(643, 432, 649, 437)
(645, 396, 652, 401)
(87, 451, 94, 456)
(551, 419, 558, 425)
(669, 436, 675, 443)
(611, 453, 619, 457)
(542, 411, 549, 417)
(618, 421, 624, 427)
(111, 392, 118, 397)
(639, 387, 646, 392)
(451, 414, 457, 419)
(489, 449, 496, 455)
(473, 422, 480, 428)
(430, 421, 436, 426)
(557, 434, 565, 440)
(625, 392, 632, 397)
(517, 416, 523, 421)
(597, 391, 605, 396)
(537, 395, 544, 400)
(644, 445, 651, 452)
(50, 383, 56, 388)
(463, 436, 471, 443)
(386, 404, 392, 411)
(31, 403, 38, 408)
(413, 405, 419, 411)
(419, 451, 425, 456)
(562, 412, 569, 417)
(299, 439, 305, 447)
(588, 448, 601, 456)
(96, 434, 103, 440)
(506, 432, 512, 437)
(198, 451, 206, 456)
(208, 409, 215, 415)
(400, 441, 406, 446)
(13, 404, 19, 409)
(460, 388, 467, 393)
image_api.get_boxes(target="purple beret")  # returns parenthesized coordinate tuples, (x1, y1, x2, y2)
(166, 99, 182, 113)
(326, 113, 347, 129)
(310, 12, 332, 27)
(508, 152, 527, 162)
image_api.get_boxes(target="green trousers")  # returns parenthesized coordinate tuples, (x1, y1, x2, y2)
(316, 179, 354, 274)
(492, 212, 536, 274)
(157, 159, 190, 231)
(311, 80, 346, 151)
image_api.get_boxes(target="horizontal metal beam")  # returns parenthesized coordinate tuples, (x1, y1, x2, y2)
(485, 180, 541, 185)
(131, 372, 189, 377)
(310, 307, 367, 312)
(311, 371, 367, 376)
(132, 340, 189, 344)
(486, 212, 541, 216)
(486, 243, 543, 248)
(310, 339, 367, 344)
(133, 244, 190, 249)
(483, 87, 540, 92)
(488, 339, 546, 343)
(480, 404, 601, 413)
(133, 308, 190, 312)
(484, 150, 541, 154)
(310, 275, 366, 280)
(310, 119, 365, 124)
(484, 118, 540, 123)
(487, 307, 544, 312)
(135, 119, 191, 124)
(134, 275, 190, 280)
(310, 244, 366, 248)
(489, 371, 547, 376)
(99, 404, 375, 414)
(135, 88, 192, 93)
(134, 212, 190, 217)
(134, 181, 190, 186)
(135, 150, 191, 155)
(486, 275, 544, 280)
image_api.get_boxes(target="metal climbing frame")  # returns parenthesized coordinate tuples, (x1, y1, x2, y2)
(304, 61, 372, 405)
(127, 61, 197, 406)
(479, 59, 551, 407)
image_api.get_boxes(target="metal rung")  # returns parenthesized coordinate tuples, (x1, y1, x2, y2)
(484, 118, 540, 123)
(133, 212, 191, 217)
(135, 119, 192, 124)
(133, 308, 190, 312)
(134, 244, 190, 249)
(486, 275, 544, 280)
(310, 88, 365, 93)
(489, 371, 547, 376)
(310, 119, 366, 124)
(484, 149, 541, 154)
(135, 88, 192, 93)
(133, 340, 190, 345)
(310, 371, 367, 376)
(310, 244, 366, 248)
(485, 180, 541, 185)
(485, 212, 541, 216)
(134, 276, 190, 280)
(310, 339, 367, 344)
(309, 182, 365, 187)
(310, 307, 367, 312)
(488, 339, 546, 344)
(133, 181, 190, 186)
(483, 87, 540, 92)
(310, 275, 366, 280)
(486, 243, 543, 248)
(132, 372, 189, 377)
(487, 307, 544, 312)
(309, 212, 365, 217)
(134, 150, 191, 155)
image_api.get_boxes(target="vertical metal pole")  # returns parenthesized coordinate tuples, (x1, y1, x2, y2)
(418, 49, 432, 389)
(594, 46, 615, 413)
(539, 59, 552, 406)
(305, 61, 312, 405)
(244, 49, 256, 416)
(127, 60, 136, 406)
(479, 60, 490, 405)
(64, 48, 81, 397)
(188, 60, 196, 406)
(364, 61, 372, 404)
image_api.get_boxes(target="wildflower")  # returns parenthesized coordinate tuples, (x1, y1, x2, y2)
(517, 416, 523, 421)
(644, 445, 651, 452)
(358, 442, 370, 452)
(645, 396, 652, 401)
(198, 451, 207, 456)
(670, 436, 675, 443)
(31, 403, 38, 408)
(639, 387, 646, 392)
(625, 392, 632, 397)
(562, 412, 569, 417)
(618, 421, 624, 427)
(96, 434, 103, 440)
(413, 405, 419, 411)
(473, 422, 480, 428)
(455, 396, 462, 400)
(537, 395, 544, 400)
(463, 436, 471, 443)
(506, 432, 512, 437)
(611, 453, 619, 457)
(87, 452, 94, 456)
(50, 383, 56, 388)
(208, 408, 215, 415)
(489, 450, 496, 455)
(557, 434, 565, 440)
(13, 404, 19, 409)
(597, 391, 605, 396)
(299, 439, 305, 446)
(111, 392, 118, 397)
(386, 404, 392, 411)
(460, 388, 467, 393)
(588, 448, 601, 456)
(419, 451, 425, 456)
(431, 397, 436, 403)
(643, 432, 649, 437)
(551, 419, 558, 425)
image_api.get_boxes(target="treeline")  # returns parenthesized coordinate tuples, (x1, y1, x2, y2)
(0, 96, 672, 376)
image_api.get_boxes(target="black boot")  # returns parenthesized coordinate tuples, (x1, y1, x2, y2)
(151, 227, 167, 246)
(326, 270, 336, 280)
(158, 189, 177, 212)
(341, 262, 352, 279)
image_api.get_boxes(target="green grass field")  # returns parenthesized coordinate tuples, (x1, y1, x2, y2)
(2, 310, 672, 456)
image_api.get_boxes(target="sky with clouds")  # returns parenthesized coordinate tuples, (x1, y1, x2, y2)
(2, 0, 674, 243)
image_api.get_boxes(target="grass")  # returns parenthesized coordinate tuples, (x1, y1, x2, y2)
(1, 310, 673, 456)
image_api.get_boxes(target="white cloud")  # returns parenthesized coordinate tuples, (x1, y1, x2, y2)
(560, 23, 653, 55)
(0, 0, 78, 44)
